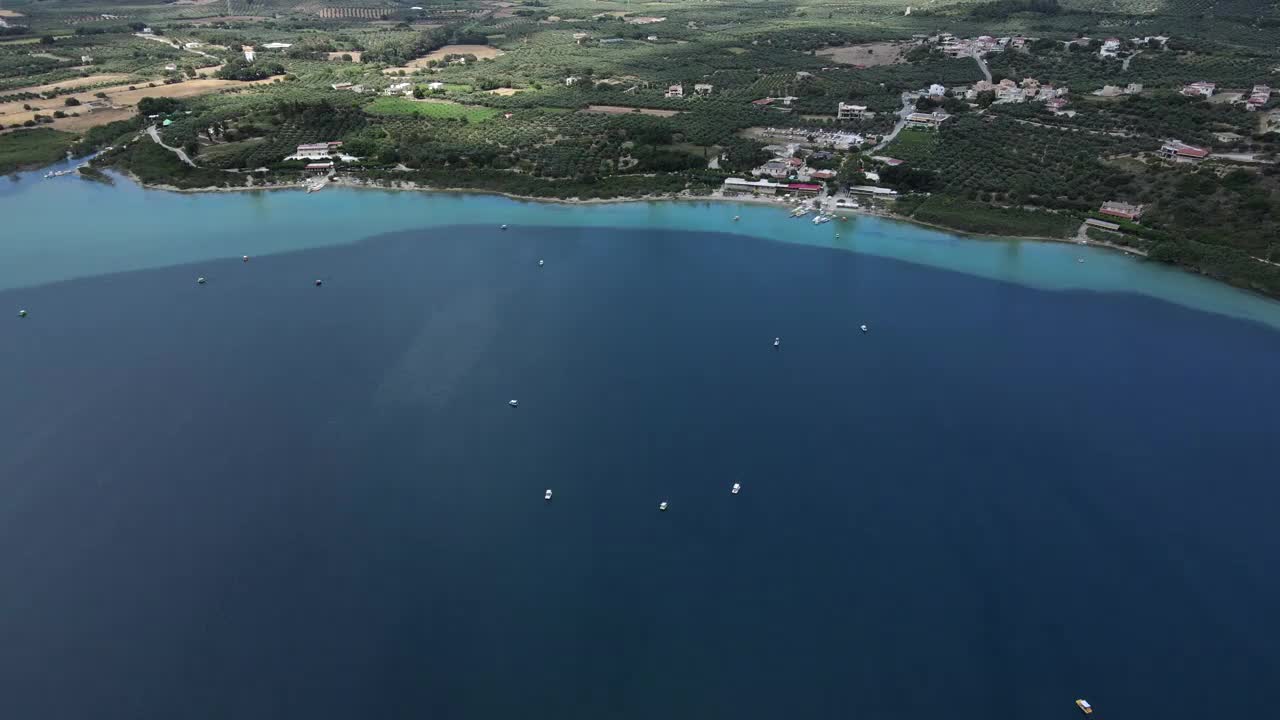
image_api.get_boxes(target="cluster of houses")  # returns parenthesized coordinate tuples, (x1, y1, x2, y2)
(750, 145, 840, 183)
(966, 77, 1069, 107)
(925, 33, 1028, 58)
(1181, 81, 1272, 111)
(664, 84, 713, 98)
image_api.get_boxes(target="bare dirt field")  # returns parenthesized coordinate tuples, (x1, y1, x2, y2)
(0, 76, 281, 133)
(382, 44, 504, 72)
(0, 9, 25, 17)
(486, 87, 523, 96)
(816, 42, 906, 67)
(9, 74, 137, 97)
(582, 105, 681, 117)
(327, 51, 363, 62)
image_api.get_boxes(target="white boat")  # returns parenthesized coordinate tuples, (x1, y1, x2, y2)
(731, 483, 741, 494)
(538, 259, 544, 267)
(860, 324, 868, 333)
(501, 224, 508, 230)
(733, 215, 740, 221)
(812, 214, 831, 225)
(1075, 699, 1093, 715)
(1077, 258, 1085, 263)
(773, 337, 780, 348)
(544, 488, 553, 501)
(197, 277, 206, 285)
(508, 399, 519, 407)
(659, 501, 669, 512)
(790, 206, 811, 218)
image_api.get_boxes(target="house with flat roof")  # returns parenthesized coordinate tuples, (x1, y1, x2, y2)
(665, 84, 684, 98)
(693, 83, 713, 95)
(905, 111, 951, 129)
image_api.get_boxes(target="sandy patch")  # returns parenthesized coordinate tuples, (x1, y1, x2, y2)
(382, 44, 504, 72)
(486, 87, 523, 96)
(0, 9, 25, 17)
(582, 105, 680, 117)
(816, 42, 905, 67)
(0, 76, 282, 133)
(327, 51, 363, 62)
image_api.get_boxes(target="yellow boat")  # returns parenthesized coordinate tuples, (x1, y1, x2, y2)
(1076, 699, 1093, 715)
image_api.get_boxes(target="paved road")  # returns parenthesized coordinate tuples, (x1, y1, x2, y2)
(871, 94, 917, 152)
(1121, 50, 1140, 71)
(972, 52, 992, 83)
(146, 125, 197, 167)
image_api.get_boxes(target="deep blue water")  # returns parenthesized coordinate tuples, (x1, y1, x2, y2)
(2, 225, 1278, 720)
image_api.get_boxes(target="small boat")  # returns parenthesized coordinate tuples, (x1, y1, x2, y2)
(659, 501, 669, 512)
(197, 277, 206, 285)
(314, 279, 323, 287)
(731, 483, 741, 495)
(733, 215, 740, 221)
(773, 337, 780, 348)
(790, 206, 811, 218)
(538, 259, 544, 267)
(860, 324, 868, 333)
(1077, 258, 1085, 264)
(508, 399, 519, 407)
(812, 214, 831, 225)
(1075, 699, 1093, 715)
(18, 309, 28, 318)
(544, 488, 553, 501)
(242, 255, 250, 263)
(501, 224, 508, 230)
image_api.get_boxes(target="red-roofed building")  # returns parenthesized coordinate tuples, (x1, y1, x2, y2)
(1099, 201, 1144, 221)
(751, 97, 773, 106)
(1159, 140, 1210, 162)
(787, 182, 822, 195)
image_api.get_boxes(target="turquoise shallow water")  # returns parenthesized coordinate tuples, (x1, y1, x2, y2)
(4, 162, 1280, 329)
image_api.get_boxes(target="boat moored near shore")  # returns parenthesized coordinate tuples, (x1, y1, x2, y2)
(1075, 699, 1093, 715)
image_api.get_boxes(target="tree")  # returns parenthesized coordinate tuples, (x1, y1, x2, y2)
(39, 35, 55, 45)
(64, 97, 80, 106)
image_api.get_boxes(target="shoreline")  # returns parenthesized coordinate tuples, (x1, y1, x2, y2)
(131, 173, 1150, 262)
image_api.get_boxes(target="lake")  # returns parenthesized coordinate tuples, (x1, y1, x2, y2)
(2, 169, 1278, 719)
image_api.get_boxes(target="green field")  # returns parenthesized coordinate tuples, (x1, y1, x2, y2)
(365, 97, 499, 123)
(0, 128, 75, 174)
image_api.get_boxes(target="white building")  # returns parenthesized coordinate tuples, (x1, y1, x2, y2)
(385, 82, 412, 96)
(1099, 38, 1121, 59)
(694, 83, 713, 95)
(290, 142, 342, 161)
(262, 42, 292, 49)
(665, 84, 684, 98)
(427, 82, 445, 91)
(928, 83, 946, 97)
(837, 102, 871, 120)
(242, 46, 255, 62)
(564, 76, 580, 86)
